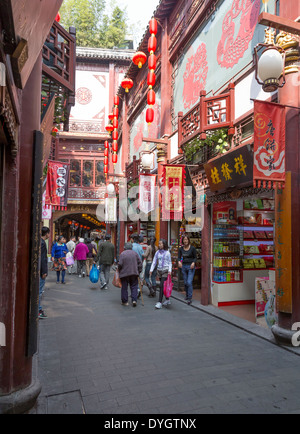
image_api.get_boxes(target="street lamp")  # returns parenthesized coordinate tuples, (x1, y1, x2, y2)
(107, 183, 115, 195)
(141, 152, 153, 171)
(254, 38, 286, 92)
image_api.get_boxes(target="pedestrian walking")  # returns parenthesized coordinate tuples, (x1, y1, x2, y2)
(144, 236, 158, 297)
(118, 243, 143, 307)
(51, 235, 69, 284)
(150, 239, 172, 309)
(96, 234, 115, 287)
(66, 235, 76, 274)
(130, 234, 144, 260)
(85, 238, 97, 277)
(74, 238, 89, 278)
(178, 233, 197, 305)
(39, 226, 50, 319)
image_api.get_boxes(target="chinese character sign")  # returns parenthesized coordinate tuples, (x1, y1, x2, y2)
(139, 174, 156, 214)
(254, 100, 286, 188)
(204, 146, 253, 192)
(162, 165, 186, 220)
(45, 161, 70, 211)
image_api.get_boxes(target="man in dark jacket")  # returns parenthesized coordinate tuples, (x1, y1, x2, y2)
(96, 234, 115, 287)
(39, 226, 50, 319)
(118, 243, 142, 307)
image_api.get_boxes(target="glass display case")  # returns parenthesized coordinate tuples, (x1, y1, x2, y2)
(212, 224, 243, 283)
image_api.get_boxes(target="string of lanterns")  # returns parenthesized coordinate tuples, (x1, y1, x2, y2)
(146, 18, 157, 126)
(105, 18, 158, 175)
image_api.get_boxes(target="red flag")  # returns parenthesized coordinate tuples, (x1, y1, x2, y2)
(254, 100, 286, 188)
(45, 161, 70, 209)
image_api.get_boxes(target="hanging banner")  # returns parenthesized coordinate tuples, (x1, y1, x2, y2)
(254, 100, 286, 188)
(139, 174, 156, 214)
(45, 160, 70, 210)
(162, 164, 186, 220)
(42, 191, 52, 219)
(105, 197, 117, 223)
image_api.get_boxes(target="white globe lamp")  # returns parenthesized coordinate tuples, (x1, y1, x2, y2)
(257, 47, 285, 92)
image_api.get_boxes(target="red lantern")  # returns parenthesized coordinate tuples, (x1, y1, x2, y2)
(113, 107, 119, 118)
(104, 141, 109, 148)
(104, 149, 109, 157)
(148, 35, 157, 53)
(68, 221, 72, 225)
(133, 51, 147, 68)
(121, 78, 134, 93)
(112, 142, 118, 153)
(148, 53, 157, 71)
(105, 125, 114, 133)
(113, 118, 118, 129)
(147, 71, 156, 88)
(104, 156, 108, 165)
(104, 165, 108, 174)
(112, 130, 118, 141)
(147, 89, 156, 106)
(114, 95, 119, 106)
(112, 154, 118, 164)
(108, 113, 114, 121)
(149, 18, 157, 36)
(146, 107, 154, 124)
(55, 12, 61, 22)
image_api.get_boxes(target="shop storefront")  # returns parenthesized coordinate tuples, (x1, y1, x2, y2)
(205, 145, 276, 327)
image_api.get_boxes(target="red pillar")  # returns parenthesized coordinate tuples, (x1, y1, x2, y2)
(272, 0, 300, 345)
(0, 55, 42, 413)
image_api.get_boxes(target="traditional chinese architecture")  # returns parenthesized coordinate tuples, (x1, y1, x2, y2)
(49, 47, 134, 247)
(115, 0, 300, 338)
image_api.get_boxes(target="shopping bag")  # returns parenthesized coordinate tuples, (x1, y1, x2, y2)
(89, 264, 99, 283)
(163, 274, 173, 298)
(112, 269, 122, 288)
(66, 255, 74, 266)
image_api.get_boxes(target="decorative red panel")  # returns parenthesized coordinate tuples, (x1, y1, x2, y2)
(217, 0, 260, 69)
(178, 84, 235, 149)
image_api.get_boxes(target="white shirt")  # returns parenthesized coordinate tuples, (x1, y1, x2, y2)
(150, 250, 172, 274)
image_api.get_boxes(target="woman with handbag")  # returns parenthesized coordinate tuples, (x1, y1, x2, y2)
(150, 239, 172, 309)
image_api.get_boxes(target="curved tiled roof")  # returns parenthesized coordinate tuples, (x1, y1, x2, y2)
(76, 46, 135, 62)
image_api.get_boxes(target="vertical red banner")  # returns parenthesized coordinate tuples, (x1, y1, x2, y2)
(162, 165, 186, 221)
(253, 100, 286, 188)
(45, 160, 70, 210)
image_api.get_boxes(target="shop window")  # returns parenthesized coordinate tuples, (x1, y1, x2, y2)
(96, 160, 105, 186)
(83, 160, 94, 187)
(70, 159, 81, 187)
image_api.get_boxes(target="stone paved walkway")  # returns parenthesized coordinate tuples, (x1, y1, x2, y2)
(34, 271, 300, 414)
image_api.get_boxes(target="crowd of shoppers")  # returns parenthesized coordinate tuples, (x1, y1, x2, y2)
(39, 229, 197, 317)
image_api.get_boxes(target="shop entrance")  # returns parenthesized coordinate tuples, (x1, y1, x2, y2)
(169, 219, 202, 302)
(211, 192, 275, 327)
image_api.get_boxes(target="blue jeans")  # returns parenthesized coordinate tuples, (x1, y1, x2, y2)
(181, 264, 195, 300)
(39, 277, 46, 311)
(56, 270, 66, 283)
